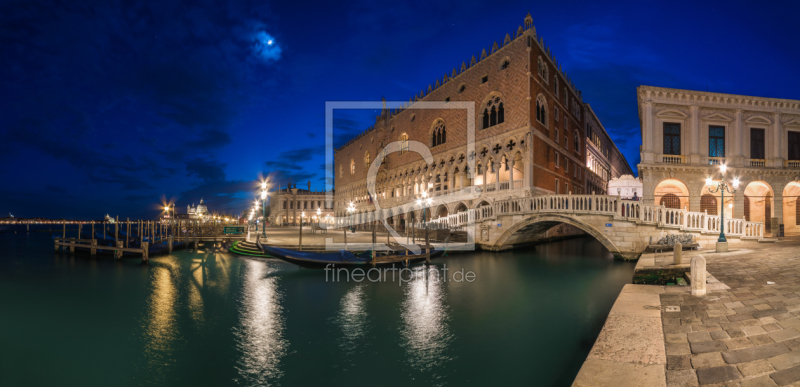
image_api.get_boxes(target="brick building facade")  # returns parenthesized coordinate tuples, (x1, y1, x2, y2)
(333, 14, 620, 230)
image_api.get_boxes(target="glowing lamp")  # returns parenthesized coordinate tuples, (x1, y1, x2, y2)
(705, 177, 713, 186)
(720, 164, 727, 174)
(733, 177, 740, 188)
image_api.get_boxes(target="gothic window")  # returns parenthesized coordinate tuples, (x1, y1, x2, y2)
(750, 128, 765, 159)
(458, 83, 466, 93)
(660, 193, 680, 209)
(339, 165, 343, 177)
(701, 194, 718, 215)
(431, 120, 446, 147)
(350, 159, 355, 175)
(789, 131, 800, 161)
(364, 151, 371, 169)
(709, 126, 725, 157)
(400, 133, 409, 154)
(535, 95, 546, 126)
(537, 57, 544, 77)
(663, 123, 681, 155)
(482, 96, 505, 129)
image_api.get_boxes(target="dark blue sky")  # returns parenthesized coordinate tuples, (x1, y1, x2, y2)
(2, 0, 799, 219)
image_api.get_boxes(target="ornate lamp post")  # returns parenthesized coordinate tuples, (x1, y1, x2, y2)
(705, 164, 739, 252)
(416, 190, 433, 222)
(345, 201, 355, 249)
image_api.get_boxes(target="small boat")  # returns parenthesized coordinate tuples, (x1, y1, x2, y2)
(258, 242, 444, 269)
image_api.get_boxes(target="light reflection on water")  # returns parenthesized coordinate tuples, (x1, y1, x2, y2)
(142, 261, 179, 383)
(400, 265, 453, 372)
(233, 259, 287, 386)
(336, 284, 368, 356)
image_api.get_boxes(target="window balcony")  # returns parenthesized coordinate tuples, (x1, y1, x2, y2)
(749, 159, 766, 168)
(786, 160, 800, 168)
(707, 157, 724, 166)
(662, 155, 685, 164)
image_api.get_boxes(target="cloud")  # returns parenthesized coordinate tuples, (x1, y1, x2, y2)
(185, 158, 227, 181)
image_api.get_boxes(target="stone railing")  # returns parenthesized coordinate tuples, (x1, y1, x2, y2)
(786, 160, 800, 168)
(750, 159, 766, 167)
(662, 155, 685, 164)
(420, 194, 765, 239)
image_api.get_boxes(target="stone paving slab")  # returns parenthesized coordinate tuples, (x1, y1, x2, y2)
(655, 236, 800, 387)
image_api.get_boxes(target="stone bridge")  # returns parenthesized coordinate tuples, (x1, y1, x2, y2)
(423, 194, 765, 260)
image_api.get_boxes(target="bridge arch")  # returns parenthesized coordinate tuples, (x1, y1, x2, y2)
(492, 213, 624, 257)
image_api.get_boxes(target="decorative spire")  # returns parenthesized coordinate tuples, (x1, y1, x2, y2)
(524, 12, 533, 30)
(480, 49, 487, 60)
(470, 56, 476, 66)
(504, 33, 511, 45)
(491, 41, 498, 53)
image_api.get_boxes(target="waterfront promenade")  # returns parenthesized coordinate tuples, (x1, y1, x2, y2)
(576, 236, 800, 386)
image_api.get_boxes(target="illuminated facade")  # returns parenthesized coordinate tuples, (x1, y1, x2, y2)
(584, 104, 635, 195)
(333, 14, 625, 234)
(638, 86, 800, 236)
(268, 183, 334, 226)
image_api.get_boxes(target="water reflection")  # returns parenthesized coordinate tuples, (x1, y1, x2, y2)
(142, 260, 179, 382)
(188, 256, 206, 325)
(336, 284, 368, 355)
(233, 260, 287, 385)
(400, 265, 453, 371)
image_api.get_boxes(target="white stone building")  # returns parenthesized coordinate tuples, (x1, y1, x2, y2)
(607, 175, 643, 199)
(638, 86, 800, 236)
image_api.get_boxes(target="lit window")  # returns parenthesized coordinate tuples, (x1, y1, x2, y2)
(350, 159, 355, 175)
(482, 96, 505, 129)
(364, 152, 370, 169)
(400, 133, 409, 154)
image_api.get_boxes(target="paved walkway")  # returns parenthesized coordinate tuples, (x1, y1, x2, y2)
(662, 237, 800, 386)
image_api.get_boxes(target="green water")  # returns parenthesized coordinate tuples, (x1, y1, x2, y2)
(0, 232, 635, 386)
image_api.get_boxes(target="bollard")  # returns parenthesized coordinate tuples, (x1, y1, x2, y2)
(91, 239, 97, 256)
(115, 241, 123, 259)
(69, 240, 75, 254)
(673, 242, 682, 265)
(168, 236, 173, 254)
(141, 242, 149, 262)
(691, 255, 707, 296)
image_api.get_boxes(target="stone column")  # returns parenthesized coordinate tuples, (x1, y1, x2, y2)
(509, 158, 515, 188)
(493, 161, 500, 192)
(733, 189, 745, 220)
(482, 164, 488, 192)
(774, 112, 783, 167)
(774, 191, 784, 236)
(690, 105, 700, 164)
(643, 102, 654, 161)
(523, 158, 532, 190)
(735, 109, 744, 166)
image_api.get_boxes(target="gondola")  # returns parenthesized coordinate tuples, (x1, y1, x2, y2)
(257, 242, 445, 269)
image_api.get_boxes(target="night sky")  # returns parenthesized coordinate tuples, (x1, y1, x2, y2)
(2, 0, 799, 220)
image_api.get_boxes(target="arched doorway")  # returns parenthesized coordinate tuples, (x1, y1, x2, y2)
(436, 205, 449, 219)
(654, 179, 689, 210)
(454, 202, 468, 213)
(783, 182, 800, 235)
(744, 181, 774, 234)
(700, 180, 734, 219)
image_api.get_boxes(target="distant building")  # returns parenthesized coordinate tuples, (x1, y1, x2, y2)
(607, 175, 643, 199)
(175, 198, 211, 221)
(268, 182, 334, 226)
(584, 104, 635, 195)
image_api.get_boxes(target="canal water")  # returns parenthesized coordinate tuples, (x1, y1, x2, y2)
(0, 229, 635, 386)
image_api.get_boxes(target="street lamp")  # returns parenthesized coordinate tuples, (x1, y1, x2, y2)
(705, 164, 739, 252)
(416, 190, 433, 222)
(316, 207, 321, 227)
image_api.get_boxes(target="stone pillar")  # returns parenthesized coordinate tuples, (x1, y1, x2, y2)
(735, 109, 744, 166)
(773, 192, 784, 236)
(774, 112, 783, 166)
(733, 189, 745, 220)
(509, 158, 515, 188)
(690, 105, 700, 164)
(523, 158, 532, 190)
(482, 164, 488, 192)
(493, 161, 500, 192)
(673, 243, 682, 265)
(691, 256, 706, 296)
(643, 102, 655, 162)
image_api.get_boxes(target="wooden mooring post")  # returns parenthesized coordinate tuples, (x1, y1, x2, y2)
(425, 223, 430, 264)
(115, 241, 123, 259)
(141, 242, 149, 262)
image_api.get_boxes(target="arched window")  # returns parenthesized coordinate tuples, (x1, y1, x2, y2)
(574, 130, 580, 153)
(660, 193, 680, 209)
(350, 159, 355, 175)
(535, 95, 547, 126)
(701, 194, 717, 215)
(431, 120, 446, 147)
(400, 133, 408, 154)
(482, 96, 504, 129)
(364, 151, 370, 169)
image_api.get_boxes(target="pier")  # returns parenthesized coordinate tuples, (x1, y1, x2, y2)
(53, 218, 246, 262)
